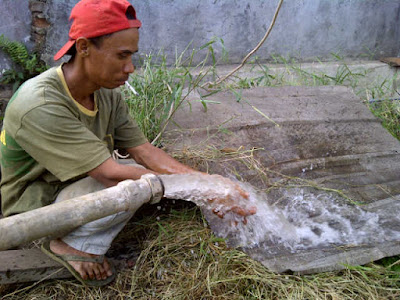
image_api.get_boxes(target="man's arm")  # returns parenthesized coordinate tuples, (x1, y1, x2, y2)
(88, 142, 255, 217)
(127, 142, 196, 175)
(88, 142, 198, 187)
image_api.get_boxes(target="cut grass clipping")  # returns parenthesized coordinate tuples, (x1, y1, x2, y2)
(2, 46, 400, 298)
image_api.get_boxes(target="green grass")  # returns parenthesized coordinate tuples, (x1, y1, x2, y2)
(122, 53, 186, 146)
(123, 38, 226, 146)
(370, 100, 400, 140)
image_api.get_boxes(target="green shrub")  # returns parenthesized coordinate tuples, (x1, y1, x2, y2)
(0, 34, 47, 91)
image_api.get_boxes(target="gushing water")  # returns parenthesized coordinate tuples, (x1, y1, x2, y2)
(281, 189, 384, 249)
(160, 174, 298, 249)
(200, 183, 299, 249)
(160, 174, 400, 253)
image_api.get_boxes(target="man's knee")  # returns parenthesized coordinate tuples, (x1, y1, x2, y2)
(56, 159, 145, 203)
(56, 176, 105, 202)
(82, 210, 134, 232)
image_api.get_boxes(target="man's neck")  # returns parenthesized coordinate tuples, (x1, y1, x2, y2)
(62, 62, 98, 110)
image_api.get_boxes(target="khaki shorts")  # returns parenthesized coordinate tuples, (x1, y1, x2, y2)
(55, 159, 145, 255)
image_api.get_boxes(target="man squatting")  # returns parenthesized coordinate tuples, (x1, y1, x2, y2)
(0, 0, 253, 286)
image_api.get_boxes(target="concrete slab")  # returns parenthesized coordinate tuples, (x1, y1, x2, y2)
(0, 248, 131, 284)
(0, 249, 72, 284)
(164, 86, 400, 274)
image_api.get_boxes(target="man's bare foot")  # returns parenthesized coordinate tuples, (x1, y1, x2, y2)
(49, 239, 113, 281)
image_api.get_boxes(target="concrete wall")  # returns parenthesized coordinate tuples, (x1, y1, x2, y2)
(1, 0, 400, 69)
(131, 0, 400, 64)
(0, 0, 32, 73)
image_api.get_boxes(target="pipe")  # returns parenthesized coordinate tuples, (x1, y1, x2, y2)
(0, 174, 163, 251)
(0, 173, 254, 251)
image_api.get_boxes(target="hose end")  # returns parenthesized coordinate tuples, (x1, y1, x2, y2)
(141, 174, 164, 204)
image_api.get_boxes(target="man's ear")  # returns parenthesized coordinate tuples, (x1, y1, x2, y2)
(75, 37, 90, 57)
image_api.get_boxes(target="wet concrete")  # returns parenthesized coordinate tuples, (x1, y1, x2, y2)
(164, 86, 400, 274)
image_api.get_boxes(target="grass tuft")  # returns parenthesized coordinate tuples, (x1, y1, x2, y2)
(123, 38, 227, 146)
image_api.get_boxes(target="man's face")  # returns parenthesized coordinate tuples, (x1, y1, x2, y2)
(85, 27, 139, 89)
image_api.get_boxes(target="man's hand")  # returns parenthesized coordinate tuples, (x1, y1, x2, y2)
(202, 175, 257, 220)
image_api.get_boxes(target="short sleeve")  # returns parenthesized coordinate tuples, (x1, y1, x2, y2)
(15, 104, 111, 182)
(113, 94, 148, 148)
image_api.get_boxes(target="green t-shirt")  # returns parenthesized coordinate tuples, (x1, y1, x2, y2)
(0, 65, 147, 216)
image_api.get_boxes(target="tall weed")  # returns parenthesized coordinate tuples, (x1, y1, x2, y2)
(123, 38, 226, 146)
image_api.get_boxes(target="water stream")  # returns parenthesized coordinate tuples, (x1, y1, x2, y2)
(160, 174, 400, 254)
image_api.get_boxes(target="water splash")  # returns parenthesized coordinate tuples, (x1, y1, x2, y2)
(160, 174, 298, 249)
(160, 174, 400, 254)
(280, 188, 399, 250)
(200, 183, 299, 249)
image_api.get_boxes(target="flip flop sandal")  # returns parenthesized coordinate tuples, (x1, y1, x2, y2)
(41, 240, 116, 286)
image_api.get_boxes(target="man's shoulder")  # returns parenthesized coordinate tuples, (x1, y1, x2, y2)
(4, 67, 72, 134)
(7, 67, 65, 114)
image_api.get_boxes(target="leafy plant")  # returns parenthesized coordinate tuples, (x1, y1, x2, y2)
(0, 34, 47, 91)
